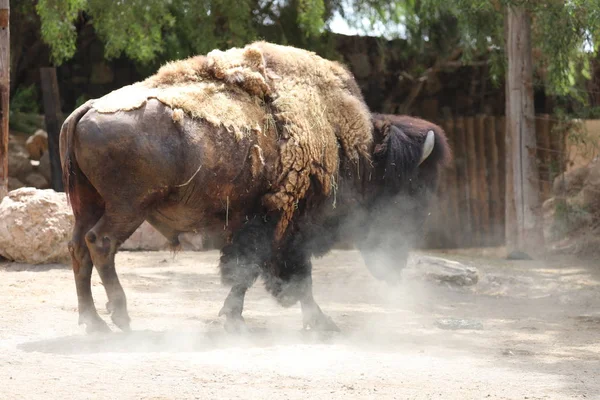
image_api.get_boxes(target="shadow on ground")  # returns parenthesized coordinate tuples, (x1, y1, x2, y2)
(17, 328, 341, 355)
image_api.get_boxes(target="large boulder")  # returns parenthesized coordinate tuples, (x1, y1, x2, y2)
(121, 222, 204, 251)
(579, 159, 600, 210)
(0, 188, 74, 264)
(7, 177, 25, 191)
(179, 232, 204, 251)
(404, 254, 479, 287)
(121, 222, 170, 251)
(553, 166, 589, 197)
(37, 151, 52, 183)
(23, 172, 50, 189)
(8, 148, 34, 181)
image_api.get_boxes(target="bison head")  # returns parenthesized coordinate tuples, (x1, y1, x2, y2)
(357, 114, 450, 284)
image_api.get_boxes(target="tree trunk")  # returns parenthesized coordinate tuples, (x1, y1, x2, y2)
(505, 6, 544, 257)
(0, 0, 8, 200)
(40, 67, 64, 192)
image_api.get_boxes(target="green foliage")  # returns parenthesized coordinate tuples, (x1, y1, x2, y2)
(9, 85, 43, 134)
(85, 0, 174, 63)
(346, 0, 600, 97)
(36, 0, 87, 65)
(10, 85, 40, 114)
(298, 0, 326, 36)
(33, 0, 335, 67)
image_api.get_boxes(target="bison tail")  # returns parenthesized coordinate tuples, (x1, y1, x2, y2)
(59, 100, 95, 218)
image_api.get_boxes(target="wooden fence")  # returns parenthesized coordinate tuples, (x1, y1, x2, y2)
(423, 114, 567, 249)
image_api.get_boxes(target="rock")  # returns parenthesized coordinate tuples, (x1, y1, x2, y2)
(121, 222, 170, 251)
(435, 318, 483, 330)
(8, 149, 34, 181)
(8, 177, 25, 191)
(37, 151, 51, 183)
(506, 251, 533, 260)
(179, 232, 204, 251)
(121, 223, 205, 251)
(404, 255, 479, 286)
(542, 197, 558, 241)
(580, 160, 600, 210)
(552, 166, 589, 197)
(23, 172, 50, 189)
(0, 188, 74, 264)
(8, 133, 27, 153)
(25, 130, 48, 160)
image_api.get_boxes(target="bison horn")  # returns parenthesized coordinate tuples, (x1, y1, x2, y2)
(419, 130, 435, 165)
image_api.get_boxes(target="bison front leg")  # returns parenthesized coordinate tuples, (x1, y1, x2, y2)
(217, 217, 271, 333)
(218, 284, 251, 333)
(85, 212, 144, 332)
(218, 243, 261, 333)
(266, 248, 340, 332)
(299, 273, 340, 332)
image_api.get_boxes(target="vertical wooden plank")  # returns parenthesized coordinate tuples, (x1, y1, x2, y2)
(432, 164, 447, 248)
(484, 116, 501, 246)
(454, 117, 472, 247)
(40, 67, 64, 192)
(0, 0, 9, 200)
(442, 118, 460, 247)
(536, 114, 552, 200)
(465, 117, 479, 246)
(476, 115, 490, 245)
(497, 116, 507, 246)
(548, 119, 567, 181)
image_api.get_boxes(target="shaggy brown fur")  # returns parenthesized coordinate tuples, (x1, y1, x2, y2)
(91, 41, 373, 240)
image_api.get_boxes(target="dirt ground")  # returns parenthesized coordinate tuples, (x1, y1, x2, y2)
(1, 249, 599, 399)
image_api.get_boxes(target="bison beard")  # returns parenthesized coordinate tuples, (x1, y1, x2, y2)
(59, 42, 450, 334)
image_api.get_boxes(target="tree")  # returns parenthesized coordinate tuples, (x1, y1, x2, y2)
(29, 0, 344, 68)
(0, 0, 8, 200)
(14, 0, 342, 191)
(346, 0, 600, 256)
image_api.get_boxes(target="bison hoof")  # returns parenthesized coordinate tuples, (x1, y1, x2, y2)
(80, 314, 111, 334)
(110, 311, 132, 332)
(223, 316, 249, 334)
(303, 312, 340, 332)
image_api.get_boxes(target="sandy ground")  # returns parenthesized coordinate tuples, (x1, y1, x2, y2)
(1, 249, 599, 400)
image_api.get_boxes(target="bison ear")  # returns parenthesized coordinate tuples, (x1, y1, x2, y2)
(372, 121, 392, 162)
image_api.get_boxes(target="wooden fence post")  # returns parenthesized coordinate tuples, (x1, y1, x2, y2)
(0, 0, 8, 200)
(40, 67, 64, 192)
(506, 6, 544, 256)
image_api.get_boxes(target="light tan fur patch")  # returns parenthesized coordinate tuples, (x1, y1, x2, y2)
(89, 41, 373, 240)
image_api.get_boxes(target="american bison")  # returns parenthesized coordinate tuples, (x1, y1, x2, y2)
(59, 43, 450, 334)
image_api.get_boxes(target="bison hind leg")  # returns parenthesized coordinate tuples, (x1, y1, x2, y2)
(85, 209, 145, 332)
(70, 207, 112, 334)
